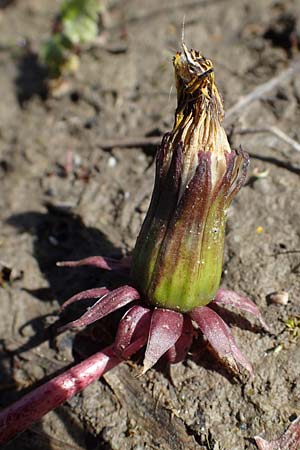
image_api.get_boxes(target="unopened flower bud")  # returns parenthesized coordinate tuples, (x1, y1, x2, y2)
(131, 45, 249, 312)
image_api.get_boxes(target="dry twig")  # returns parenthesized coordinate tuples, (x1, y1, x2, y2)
(223, 57, 300, 126)
(235, 126, 300, 152)
(99, 136, 161, 150)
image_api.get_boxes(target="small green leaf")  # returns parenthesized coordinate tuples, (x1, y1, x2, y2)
(41, 34, 68, 77)
(61, 0, 101, 44)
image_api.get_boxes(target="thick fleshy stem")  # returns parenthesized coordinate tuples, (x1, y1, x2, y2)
(0, 336, 146, 446)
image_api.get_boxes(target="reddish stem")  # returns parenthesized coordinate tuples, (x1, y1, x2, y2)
(0, 337, 146, 445)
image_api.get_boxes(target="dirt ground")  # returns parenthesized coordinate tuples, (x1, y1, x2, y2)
(1, 1, 300, 449)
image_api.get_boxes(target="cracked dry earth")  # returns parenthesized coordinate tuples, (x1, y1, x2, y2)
(0, 1, 300, 449)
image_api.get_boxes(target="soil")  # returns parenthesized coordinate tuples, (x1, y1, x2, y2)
(1, 1, 300, 449)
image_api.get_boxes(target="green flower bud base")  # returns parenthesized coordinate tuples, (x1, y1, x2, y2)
(131, 139, 249, 312)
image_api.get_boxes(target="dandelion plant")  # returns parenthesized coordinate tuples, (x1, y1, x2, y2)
(0, 45, 268, 445)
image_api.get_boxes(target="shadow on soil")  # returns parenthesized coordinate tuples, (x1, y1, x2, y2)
(15, 49, 48, 107)
(2, 205, 264, 448)
(2, 206, 123, 449)
(0, 0, 16, 9)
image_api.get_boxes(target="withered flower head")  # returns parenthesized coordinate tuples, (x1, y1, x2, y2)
(172, 43, 230, 187)
(131, 44, 249, 311)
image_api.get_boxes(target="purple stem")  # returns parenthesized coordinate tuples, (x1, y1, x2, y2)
(0, 337, 146, 446)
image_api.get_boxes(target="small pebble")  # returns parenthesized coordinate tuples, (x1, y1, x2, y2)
(269, 290, 289, 305)
(74, 154, 82, 167)
(252, 167, 269, 178)
(30, 364, 45, 380)
(107, 156, 117, 168)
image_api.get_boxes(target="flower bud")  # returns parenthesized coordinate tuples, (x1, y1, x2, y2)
(131, 45, 249, 312)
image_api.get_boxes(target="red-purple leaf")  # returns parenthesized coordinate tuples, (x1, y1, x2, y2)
(59, 286, 140, 332)
(213, 288, 269, 331)
(165, 316, 194, 364)
(189, 306, 252, 374)
(114, 305, 152, 358)
(142, 308, 184, 373)
(56, 255, 127, 271)
(254, 416, 300, 450)
(61, 287, 110, 311)
(223, 322, 253, 376)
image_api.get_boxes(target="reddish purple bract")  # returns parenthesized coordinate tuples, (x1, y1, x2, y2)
(59, 285, 140, 332)
(57, 254, 267, 376)
(213, 288, 269, 331)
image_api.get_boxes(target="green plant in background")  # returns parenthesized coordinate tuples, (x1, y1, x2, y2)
(41, 0, 101, 78)
(285, 315, 300, 339)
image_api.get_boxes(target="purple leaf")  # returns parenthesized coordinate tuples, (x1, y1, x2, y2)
(142, 308, 184, 373)
(189, 306, 252, 374)
(56, 255, 129, 271)
(59, 286, 140, 332)
(223, 321, 253, 376)
(165, 316, 194, 364)
(61, 287, 110, 311)
(213, 288, 269, 331)
(114, 305, 151, 358)
(254, 416, 300, 450)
